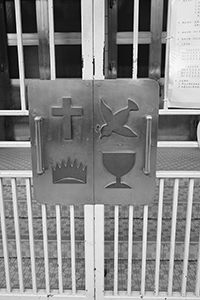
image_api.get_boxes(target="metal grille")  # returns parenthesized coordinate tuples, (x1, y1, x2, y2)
(0, 1, 200, 300)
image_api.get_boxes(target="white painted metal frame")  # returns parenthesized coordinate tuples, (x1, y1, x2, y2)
(11, 178, 24, 292)
(14, 0, 26, 111)
(1, 1, 200, 300)
(48, 0, 56, 80)
(132, 0, 139, 79)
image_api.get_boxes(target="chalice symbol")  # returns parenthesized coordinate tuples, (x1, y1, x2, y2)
(102, 152, 136, 189)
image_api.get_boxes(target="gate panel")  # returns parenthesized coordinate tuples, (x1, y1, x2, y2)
(94, 79, 159, 205)
(28, 80, 93, 205)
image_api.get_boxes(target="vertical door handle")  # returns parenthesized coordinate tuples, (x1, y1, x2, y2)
(34, 116, 44, 175)
(143, 115, 152, 175)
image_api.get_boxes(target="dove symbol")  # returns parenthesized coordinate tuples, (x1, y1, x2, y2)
(99, 98, 139, 138)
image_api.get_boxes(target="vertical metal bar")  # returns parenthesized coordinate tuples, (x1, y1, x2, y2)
(11, 178, 24, 292)
(34, 116, 44, 175)
(181, 179, 194, 296)
(104, 0, 109, 78)
(107, 0, 117, 78)
(127, 205, 134, 295)
(48, 0, 56, 80)
(42, 204, 50, 294)
(36, 0, 50, 79)
(81, 0, 93, 79)
(0, 178, 11, 292)
(95, 205, 104, 300)
(94, 0, 105, 79)
(56, 204, 63, 293)
(168, 178, 179, 296)
(14, 0, 26, 110)
(70, 205, 76, 294)
(164, 0, 172, 109)
(114, 205, 119, 295)
(196, 222, 200, 296)
(26, 178, 37, 293)
(84, 205, 95, 300)
(149, 0, 164, 79)
(81, 1, 94, 299)
(154, 179, 164, 295)
(132, 0, 139, 79)
(141, 205, 148, 296)
(0, 0, 11, 120)
(143, 115, 152, 175)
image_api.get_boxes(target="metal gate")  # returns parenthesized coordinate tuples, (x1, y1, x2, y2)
(0, 1, 200, 300)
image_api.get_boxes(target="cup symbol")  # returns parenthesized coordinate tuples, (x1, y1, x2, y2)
(102, 152, 136, 189)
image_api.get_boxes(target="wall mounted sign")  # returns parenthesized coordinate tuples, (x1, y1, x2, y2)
(28, 79, 159, 205)
(167, 0, 200, 108)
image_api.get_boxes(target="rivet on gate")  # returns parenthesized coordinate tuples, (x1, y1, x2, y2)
(98, 83, 100, 86)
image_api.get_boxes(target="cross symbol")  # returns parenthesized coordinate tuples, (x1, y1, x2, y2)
(52, 97, 83, 140)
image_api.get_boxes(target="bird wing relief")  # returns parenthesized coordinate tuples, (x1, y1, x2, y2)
(99, 98, 139, 138)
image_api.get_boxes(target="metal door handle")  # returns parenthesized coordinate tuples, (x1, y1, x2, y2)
(34, 116, 44, 175)
(143, 115, 152, 175)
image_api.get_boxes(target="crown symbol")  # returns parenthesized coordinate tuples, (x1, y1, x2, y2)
(52, 158, 87, 184)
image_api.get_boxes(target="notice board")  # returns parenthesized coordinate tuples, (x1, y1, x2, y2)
(167, 0, 200, 108)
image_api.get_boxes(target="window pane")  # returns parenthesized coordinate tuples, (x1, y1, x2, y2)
(55, 45, 82, 78)
(5, 0, 37, 33)
(8, 46, 19, 78)
(5, 0, 16, 33)
(137, 44, 149, 77)
(139, 0, 151, 31)
(54, 0, 81, 32)
(117, 45, 132, 78)
(24, 46, 39, 78)
(118, 0, 133, 32)
(162, 0, 168, 31)
(161, 44, 166, 78)
(21, 0, 37, 33)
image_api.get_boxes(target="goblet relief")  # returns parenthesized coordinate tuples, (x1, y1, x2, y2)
(99, 98, 139, 189)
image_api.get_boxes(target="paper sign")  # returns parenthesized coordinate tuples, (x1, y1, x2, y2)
(168, 0, 200, 108)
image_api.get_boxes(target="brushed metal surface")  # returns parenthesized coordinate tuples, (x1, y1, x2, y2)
(94, 79, 159, 205)
(29, 79, 159, 205)
(28, 80, 93, 205)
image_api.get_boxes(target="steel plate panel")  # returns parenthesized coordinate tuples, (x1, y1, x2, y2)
(94, 79, 159, 205)
(28, 80, 93, 205)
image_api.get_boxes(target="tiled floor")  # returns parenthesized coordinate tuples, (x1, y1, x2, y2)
(0, 147, 200, 292)
(1, 147, 200, 170)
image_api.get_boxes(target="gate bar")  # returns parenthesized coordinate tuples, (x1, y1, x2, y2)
(84, 205, 95, 300)
(163, 0, 172, 109)
(127, 205, 134, 295)
(95, 205, 104, 300)
(26, 179, 37, 293)
(168, 178, 179, 296)
(181, 179, 194, 296)
(114, 205, 119, 295)
(141, 205, 148, 296)
(81, 0, 93, 79)
(132, 0, 139, 79)
(14, 0, 26, 110)
(154, 179, 164, 295)
(0, 178, 11, 292)
(56, 205, 63, 293)
(42, 204, 50, 294)
(48, 0, 56, 80)
(11, 178, 24, 292)
(70, 205, 76, 294)
(196, 226, 200, 296)
(94, 0, 105, 79)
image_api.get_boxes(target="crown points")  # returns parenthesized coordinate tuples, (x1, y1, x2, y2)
(52, 157, 87, 184)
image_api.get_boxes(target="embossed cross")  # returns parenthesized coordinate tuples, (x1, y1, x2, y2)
(52, 97, 83, 140)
